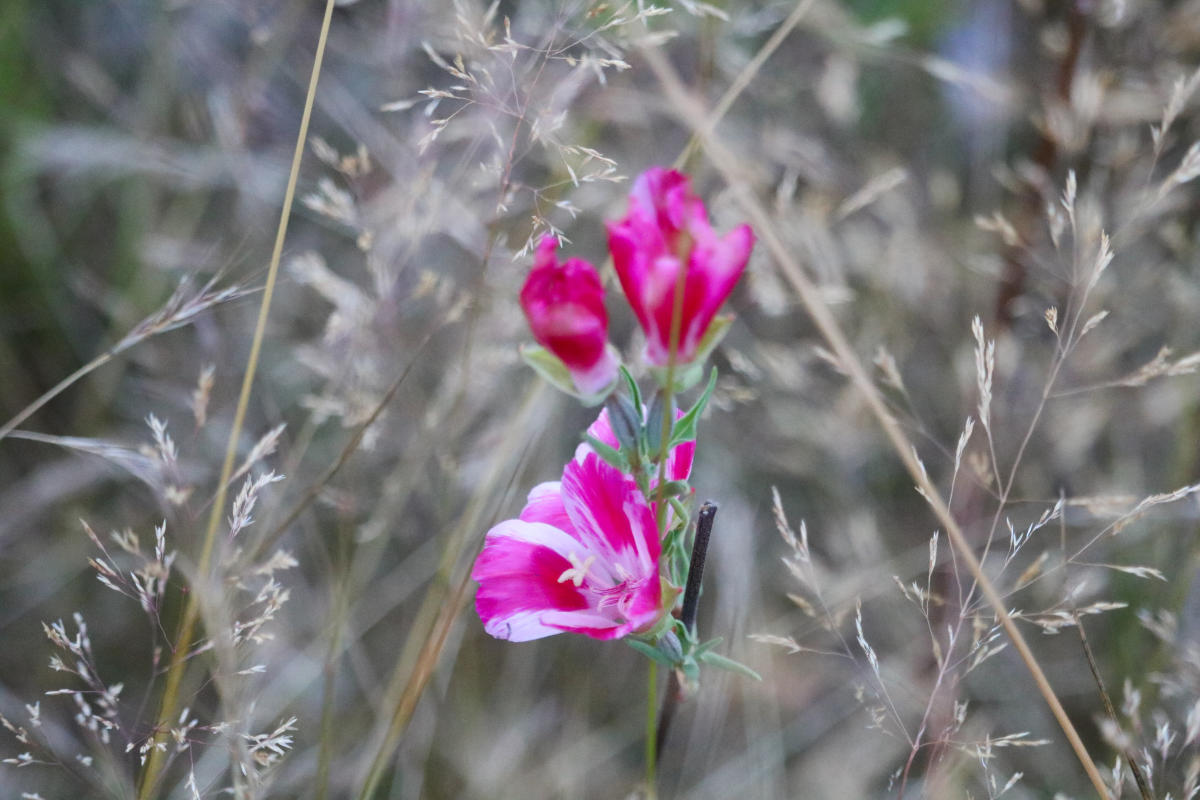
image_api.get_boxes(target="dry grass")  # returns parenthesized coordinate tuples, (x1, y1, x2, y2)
(4, 1, 1200, 798)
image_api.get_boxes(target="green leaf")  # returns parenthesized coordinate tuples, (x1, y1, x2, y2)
(584, 434, 629, 472)
(698, 650, 762, 681)
(669, 367, 718, 448)
(627, 637, 675, 667)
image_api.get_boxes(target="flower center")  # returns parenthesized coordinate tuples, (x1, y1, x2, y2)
(590, 564, 647, 621)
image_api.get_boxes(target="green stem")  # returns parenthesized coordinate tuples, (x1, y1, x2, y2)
(644, 217, 691, 794)
(644, 660, 659, 798)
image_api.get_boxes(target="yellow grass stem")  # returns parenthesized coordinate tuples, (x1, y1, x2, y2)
(355, 384, 548, 799)
(136, 2, 336, 796)
(638, 43, 1112, 800)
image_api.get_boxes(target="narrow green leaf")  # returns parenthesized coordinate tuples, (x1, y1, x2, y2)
(698, 650, 762, 681)
(669, 367, 718, 447)
(628, 637, 675, 667)
(584, 434, 629, 472)
(619, 365, 643, 412)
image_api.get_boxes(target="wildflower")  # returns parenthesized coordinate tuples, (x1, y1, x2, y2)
(472, 450, 667, 641)
(519, 235, 619, 396)
(607, 167, 755, 368)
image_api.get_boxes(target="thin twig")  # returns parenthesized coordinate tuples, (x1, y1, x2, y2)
(249, 323, 440, 562)
(638, 44, 1112, 800)
(1076, 612, 1152, 799)
(136, 2, 337, 796)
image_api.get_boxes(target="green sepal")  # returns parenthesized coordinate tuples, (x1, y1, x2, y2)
(645, 389, 671, 456)
(605, 394, 642, 456)
(690, 313, 735, 368)
(583, 433, 628, 472)
(697, 649, 762, 681)
(520, 344, 617, 406)
(657, 630, 684, 663)
(669, 367, 718, 448)
(649, 315, 734, 392)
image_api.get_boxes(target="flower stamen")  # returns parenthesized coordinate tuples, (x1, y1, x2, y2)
(557, 552, 596, 588)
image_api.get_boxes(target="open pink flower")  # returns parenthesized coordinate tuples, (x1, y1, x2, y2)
(607, 168, 755, 366)
(472, 451, 664, 641)
(520, 235, 618, 395)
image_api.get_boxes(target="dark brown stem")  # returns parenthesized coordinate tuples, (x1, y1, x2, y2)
(655, 502, 719, 765)
(681, 502, 718, 633)
(1075, 612, 1152, 799)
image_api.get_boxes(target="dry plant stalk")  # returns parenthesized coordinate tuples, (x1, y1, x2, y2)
(137, 1, 338, 796)
(636, 43, 1112, 800)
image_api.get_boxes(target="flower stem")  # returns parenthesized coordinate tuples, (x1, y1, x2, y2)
(643, 180, 691, 800)
(644, 660, 658, 799)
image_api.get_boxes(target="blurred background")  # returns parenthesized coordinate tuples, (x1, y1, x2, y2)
(3, 0, 1200, 797)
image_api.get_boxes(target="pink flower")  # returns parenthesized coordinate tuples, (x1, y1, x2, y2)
(607, 168, 755, 367)
(472, 451, 665, 641)
(519, 235, 618, 395)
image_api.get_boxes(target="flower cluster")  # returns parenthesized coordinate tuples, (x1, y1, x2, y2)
(474, 167, 754, 648)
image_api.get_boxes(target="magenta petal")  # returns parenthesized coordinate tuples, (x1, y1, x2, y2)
(585, 408, 620, 450)
(520, 235, 617, 394)
(561, 453, 660, 572)
(473, 447, 667, 643)
(606, 168, 754, 367)
(667, 438, 695, 483)
(519, 481, 575, 538)
(472, 519, 592, 642)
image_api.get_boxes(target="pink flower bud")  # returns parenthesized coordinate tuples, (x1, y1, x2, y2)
(519, 236, 618, 395)
(606, 168, 755, 367)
